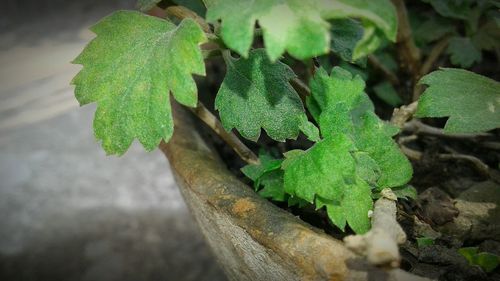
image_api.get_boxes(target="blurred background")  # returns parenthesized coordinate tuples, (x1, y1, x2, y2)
(0, 1, 227, 280)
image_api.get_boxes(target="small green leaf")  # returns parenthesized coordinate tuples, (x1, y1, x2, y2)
(459, 247, 480, 263)
(446, 37, 482, 68)
(72, 11, 206, 155)
(241, 151, 282, 182)
(475, 252, 500, 273)
(215, 49, 308, 142)
(258, 170, 286, 202)
(416, 68, 500, 133)
(416, 237, 435, 248)
(459, 247, 500, 273)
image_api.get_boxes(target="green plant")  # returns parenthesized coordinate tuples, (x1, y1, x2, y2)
(72, 0, 500, 234)
(459, 247, 500, 273)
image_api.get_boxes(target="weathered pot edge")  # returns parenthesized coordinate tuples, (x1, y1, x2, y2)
(160, 104, 429, 281)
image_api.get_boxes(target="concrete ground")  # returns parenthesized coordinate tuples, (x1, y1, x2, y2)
(0, 1, 227, 280)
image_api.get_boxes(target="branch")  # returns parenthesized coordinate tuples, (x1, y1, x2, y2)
(391, 0, 421, 83)
(404, 119, 493, 140)
(390, 101, 418, 128)
(368, 55, 400, 86)
(344, 189, 407, 267)
(190, 102, 260, 165)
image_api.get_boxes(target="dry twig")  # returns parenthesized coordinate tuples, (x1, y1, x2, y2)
(344, 189, 407, 267)
(190, 102, 260, 165)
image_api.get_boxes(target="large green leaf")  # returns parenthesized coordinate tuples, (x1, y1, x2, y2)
(285, 67, 412, 232)
(215, 49, 314, 142)
(206, 0, 397, 61)
(72, 11, 206, 155)
(416, 68, 500, 133)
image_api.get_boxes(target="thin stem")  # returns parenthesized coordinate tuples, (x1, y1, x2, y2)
(403, 119, 492, 140)
(165, 5, 211, 33)
(368, 55, 400, 86)
(190, 101, 260, 165)
(391, 0, 421, 85)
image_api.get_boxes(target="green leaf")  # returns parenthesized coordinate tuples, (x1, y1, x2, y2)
(459, 247, 500, 272)
(373, 81, 403, 107)
(416, 68, 500, 133)
(206, 0, 397, 60)
(283, 135, 373, 233)
(320, 0, 398, 42)
(310, 67, 412, 188)
(422, 0, 480, 30)
(354, 112, 412, 189)
(290, 67, 412, 232)
(258, 170, 286, 202)
(206, 0, 331, 60)
(446, 37, 482, 68)
(215, 49, 309, 142)
(352, 23, 384, 60)
(330, 19, 364, 62)
(459, 247, 480, 263)
(474, 252, 500, 273)
(72, 11, 206, 155)
(416, 237, 435, 248)
(241, 152, 282, 182)
(241, 152, 287, 202)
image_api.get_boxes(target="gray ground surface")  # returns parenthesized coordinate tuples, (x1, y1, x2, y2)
(0, 1, 227, 280)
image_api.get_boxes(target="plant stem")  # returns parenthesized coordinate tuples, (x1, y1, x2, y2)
(165, 5, 211, 32)
(390, 101, 418, 128)
(190, 101, 260, 165)
(391, 0, 421, 91)
(403, 119, 492, 140)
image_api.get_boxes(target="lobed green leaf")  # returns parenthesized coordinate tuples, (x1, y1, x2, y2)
(416, 68, 500, 133)
(215, 49, 314, 142)
(72, 11, 206, 155)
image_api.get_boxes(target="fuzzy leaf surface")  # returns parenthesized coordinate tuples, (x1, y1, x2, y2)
(215, 49, 310, 142)
(416, 68, 500, 133)
(206, 0, 397, 60)
(72, 11, 206, 155)
(283, 135, 373, 234)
